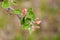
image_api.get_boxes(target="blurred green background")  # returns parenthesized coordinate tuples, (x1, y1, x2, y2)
(0, 0, 60, 40)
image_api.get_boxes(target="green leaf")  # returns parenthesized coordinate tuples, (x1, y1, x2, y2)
(23, 18, 31, 30)
(21, 16, 31, 24)
(13, 9, 21, 14)
(21, 16, 31, 30)
(25, 17, 31, 23)
(28, 8, 36, 20)
(2, 0, 9, 8)
(21, 16, 27, 24)
(23, 23, 30, 30)
(13, 1, 17, 5)
(21, 16, 26, 24)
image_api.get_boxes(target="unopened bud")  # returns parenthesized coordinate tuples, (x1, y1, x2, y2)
(22, 8, 27, 15)
(35, 21, 42, 24)
(36, 17, 39, 20)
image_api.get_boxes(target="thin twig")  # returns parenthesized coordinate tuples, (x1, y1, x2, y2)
(17, 14, 21, 19)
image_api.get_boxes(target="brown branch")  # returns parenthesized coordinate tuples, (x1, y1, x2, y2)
(17, 14, 21, 19)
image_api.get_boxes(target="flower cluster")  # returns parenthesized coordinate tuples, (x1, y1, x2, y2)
(1, 0, 42, 33)
(21, 8, 42, 33)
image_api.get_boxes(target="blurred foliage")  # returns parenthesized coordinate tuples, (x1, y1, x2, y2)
(14, 33, 23, 40)
(0, 16, 7, 28)
(53, 34, 60, 40)
(40, 0, 60, 16)
(43, 36, 49, 40)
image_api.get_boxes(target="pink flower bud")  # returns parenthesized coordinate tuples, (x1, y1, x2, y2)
(35, 21, 42, 24)
(36, 17, 39, 20)
(22, 8, 27, 15)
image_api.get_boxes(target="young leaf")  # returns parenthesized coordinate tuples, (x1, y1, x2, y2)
(2, 0, 9, 8)
(28, 8, 36, 20)
(21, 16, 31, 24)
(25, 17, 31, 23)
(13, 9, 21, 14)
(21, 16, 26, 24)
(13, 1, 17, 5)
(21, 16, 31, 30)
(23, 23, 30, 30)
